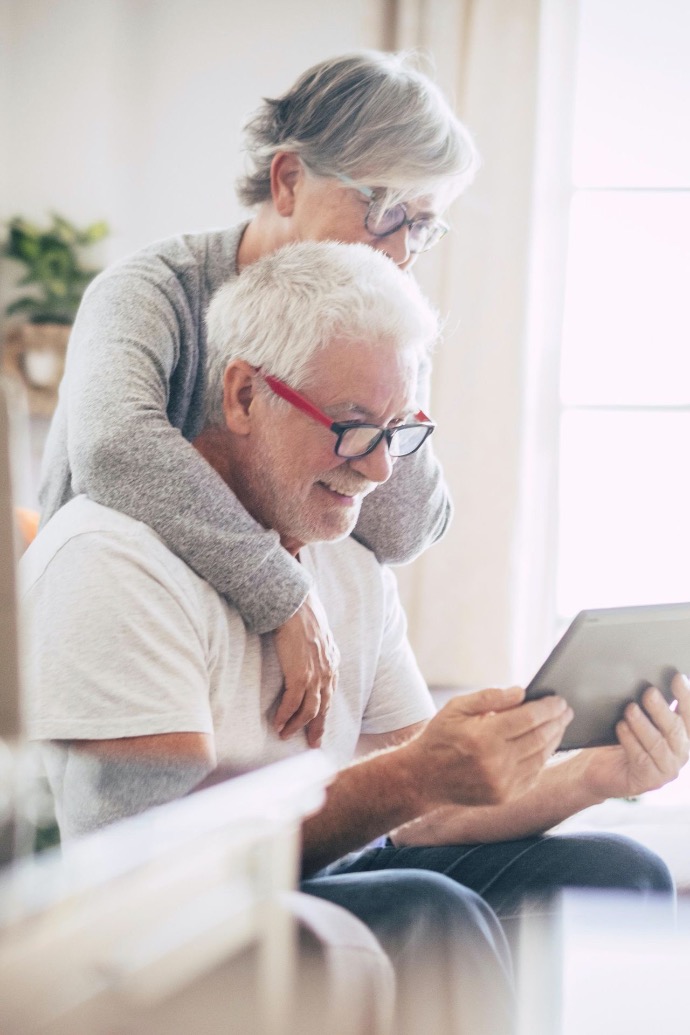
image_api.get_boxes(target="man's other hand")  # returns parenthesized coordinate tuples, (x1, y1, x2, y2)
(405, 685, 573, 809)
(583, 672, 690, 801)
(273, 589, 340, 748)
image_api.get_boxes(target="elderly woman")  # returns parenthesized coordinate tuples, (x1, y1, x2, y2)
(39, 50, 478, 743)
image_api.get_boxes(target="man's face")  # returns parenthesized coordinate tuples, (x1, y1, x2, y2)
(241, 340, 420, 554)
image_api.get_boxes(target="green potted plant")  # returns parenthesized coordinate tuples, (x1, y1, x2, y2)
(2, 214, 108, 395)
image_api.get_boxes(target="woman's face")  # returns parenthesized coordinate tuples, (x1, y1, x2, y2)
(288, 165, 447, 271)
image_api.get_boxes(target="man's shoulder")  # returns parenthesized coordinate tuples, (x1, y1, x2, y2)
(20, 497, 207, 601)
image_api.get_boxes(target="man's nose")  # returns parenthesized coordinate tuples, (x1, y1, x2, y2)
(350, 436, 395, 485)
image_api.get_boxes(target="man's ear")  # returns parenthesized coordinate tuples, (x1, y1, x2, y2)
(270, 152, 303, 217)
(222, 360, 257, 434)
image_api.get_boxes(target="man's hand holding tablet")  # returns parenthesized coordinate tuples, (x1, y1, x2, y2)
(580, 671, 690, 801)
(525, 603, 690, 749)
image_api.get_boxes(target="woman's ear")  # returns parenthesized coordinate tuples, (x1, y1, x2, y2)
(222, 360, 257, 434)
(270, 152, 303, 216)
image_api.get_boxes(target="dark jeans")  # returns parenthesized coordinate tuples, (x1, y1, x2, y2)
(302, 832, 673, 1035)
(302, 867, 514, 1035)
(324, 830, 674, 917)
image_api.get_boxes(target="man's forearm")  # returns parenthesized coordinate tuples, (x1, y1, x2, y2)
(302, 689, 577, 871)
(392, 750, 607, 847)
(300, 741, 426, 876)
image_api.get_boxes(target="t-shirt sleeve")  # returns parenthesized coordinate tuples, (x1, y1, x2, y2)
(22, 531, 215, 741)
(359, 566, 436, 734)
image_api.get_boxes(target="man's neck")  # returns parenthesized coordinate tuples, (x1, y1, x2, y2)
(193, 427, 236, 489)
(192, 428, 304, 558)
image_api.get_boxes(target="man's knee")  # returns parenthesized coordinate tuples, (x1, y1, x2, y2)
(560, 831, 674, 894)
(380, 869, 502, 950)
(406, 869, 500, 926)
(500, 831, 675, 900)
(305, 868, 491, 929)
(303, 868, 509, 966)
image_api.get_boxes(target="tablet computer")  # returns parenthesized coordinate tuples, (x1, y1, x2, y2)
(524, 602, 690, 750)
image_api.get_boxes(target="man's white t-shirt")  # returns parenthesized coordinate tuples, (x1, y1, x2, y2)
(21, 497, 435, 775)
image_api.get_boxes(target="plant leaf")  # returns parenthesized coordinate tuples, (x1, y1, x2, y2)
(6, 297, 42, 317)
(77, 220, 109, 244)
(3, 212, 109, 322)
(50, 214, 79, 246)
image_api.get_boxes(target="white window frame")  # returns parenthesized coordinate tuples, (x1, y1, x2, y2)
(514, 0, 690, 677)
(512, 0, 580, 678)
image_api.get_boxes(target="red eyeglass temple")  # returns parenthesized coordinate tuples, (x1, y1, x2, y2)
(263, 373, 431, 425)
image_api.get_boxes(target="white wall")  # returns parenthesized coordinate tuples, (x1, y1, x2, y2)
(1, 0, 384, 267)
(0, 0, 386, 506)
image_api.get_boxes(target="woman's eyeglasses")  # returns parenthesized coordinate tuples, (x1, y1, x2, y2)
(336, 173, 449, 254)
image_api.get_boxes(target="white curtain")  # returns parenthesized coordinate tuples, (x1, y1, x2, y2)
(386, 0, 548, 688)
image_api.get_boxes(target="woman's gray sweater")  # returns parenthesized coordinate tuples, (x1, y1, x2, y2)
(38, 224, 452, 634)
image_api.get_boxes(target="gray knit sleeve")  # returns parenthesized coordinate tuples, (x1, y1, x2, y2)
(353, 441, 452, 564)
(352, 352, 452, 563)
(41, 265, 310, 635)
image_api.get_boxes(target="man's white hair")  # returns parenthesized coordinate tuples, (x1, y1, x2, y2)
(203, 241, 439, 428)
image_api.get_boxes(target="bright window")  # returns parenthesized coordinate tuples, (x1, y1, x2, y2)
(555, 0, 690, 617)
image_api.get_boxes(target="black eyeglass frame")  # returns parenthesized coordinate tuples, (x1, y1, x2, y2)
(262, 373, 436, 460)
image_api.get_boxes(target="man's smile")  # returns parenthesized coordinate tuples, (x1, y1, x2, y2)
(316, 476, 375, 504)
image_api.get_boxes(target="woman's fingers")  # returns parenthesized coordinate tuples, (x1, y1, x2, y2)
(272, 591, 340, 745)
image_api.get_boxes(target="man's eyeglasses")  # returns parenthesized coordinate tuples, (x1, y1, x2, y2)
(336, 173, 449, 254)
(262, 373, 436, 460)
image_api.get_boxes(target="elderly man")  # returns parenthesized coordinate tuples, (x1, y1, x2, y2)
(23, 242, 687, 1034)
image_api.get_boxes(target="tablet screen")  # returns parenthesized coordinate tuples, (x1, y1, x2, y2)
(524, 602, 690, 749)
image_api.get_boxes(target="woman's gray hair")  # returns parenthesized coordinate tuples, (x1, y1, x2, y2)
(203, 241, 439, 428)
(236, 50, 479, 209)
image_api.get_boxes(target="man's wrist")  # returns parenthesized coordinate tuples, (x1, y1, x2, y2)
(556, 749, 611, 811)
(391, 737, 435, 819)
(300, 741, 431, 876)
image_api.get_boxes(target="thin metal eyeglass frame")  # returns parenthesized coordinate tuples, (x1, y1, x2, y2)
(262, 373, 435, 459)
(335, 173, 449, 252)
